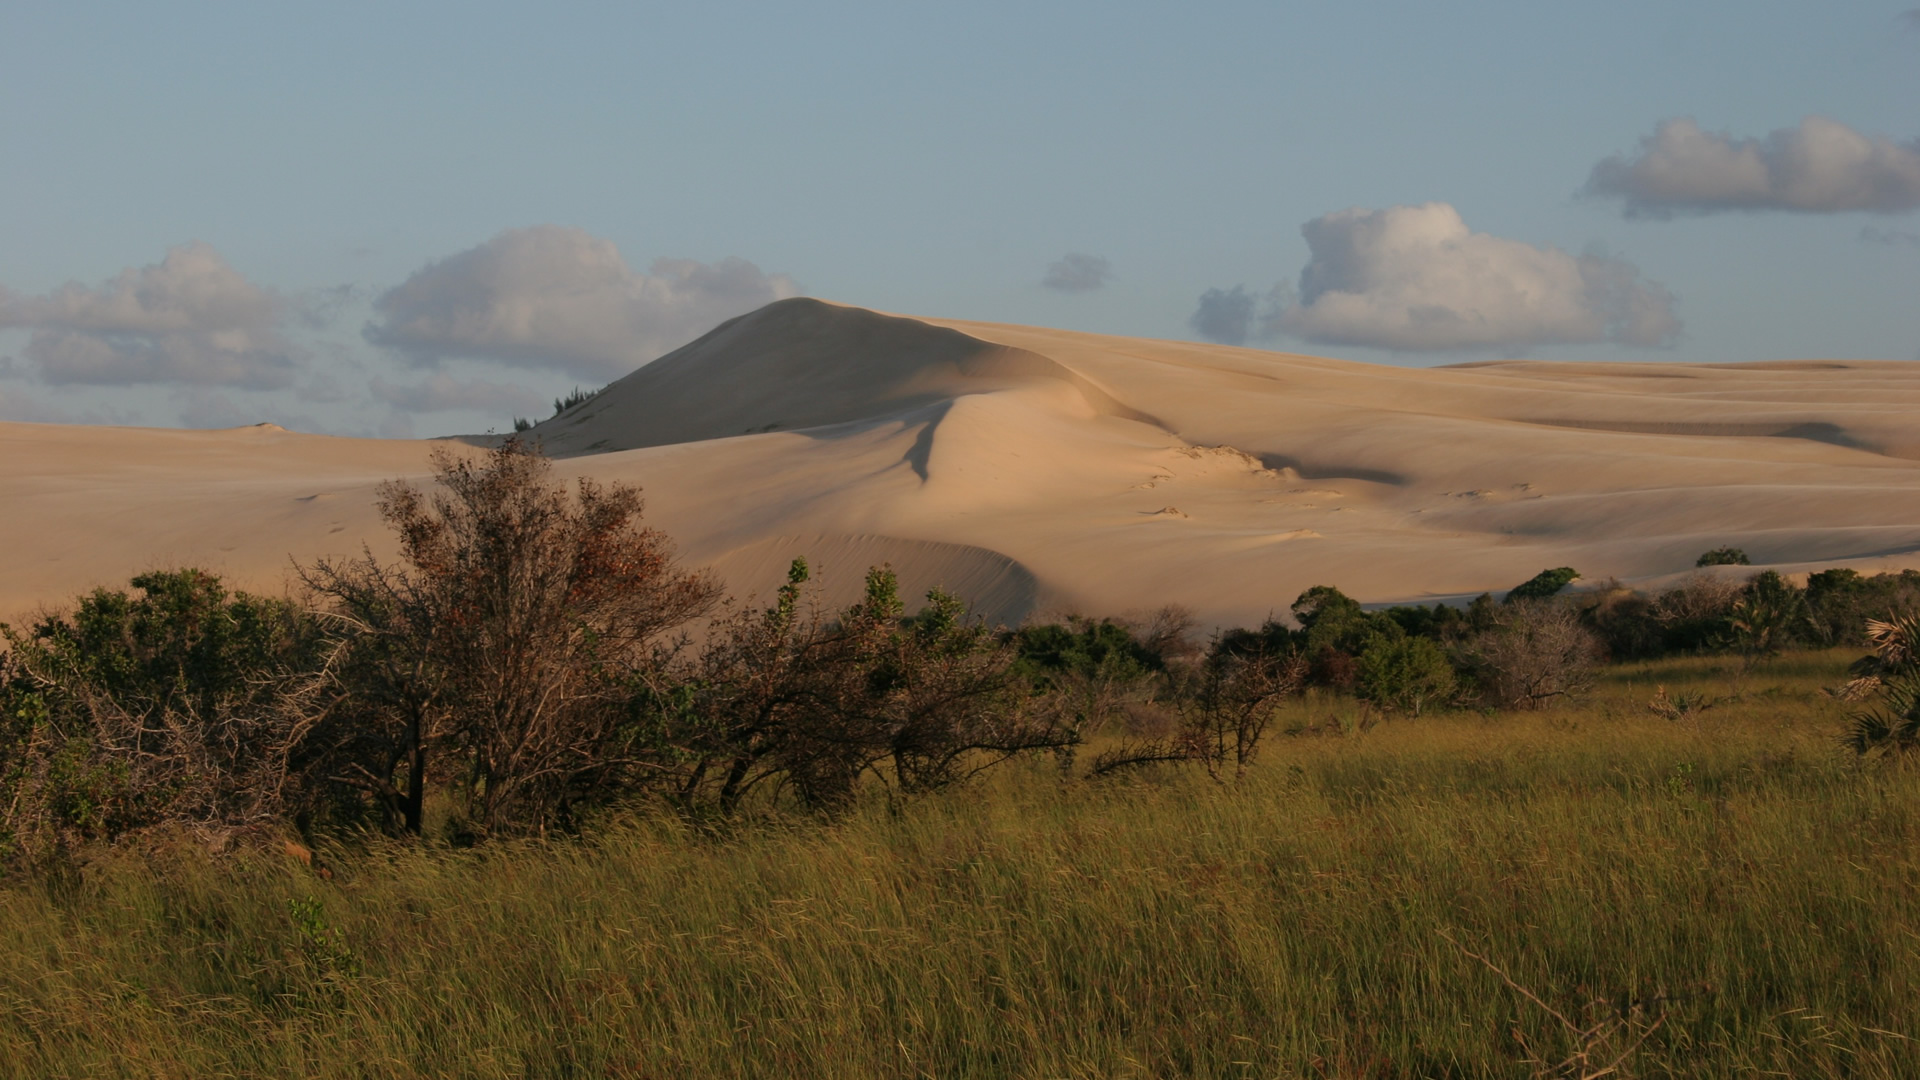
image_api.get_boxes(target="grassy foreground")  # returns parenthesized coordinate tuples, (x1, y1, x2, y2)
(3, 650, 1917, 1078)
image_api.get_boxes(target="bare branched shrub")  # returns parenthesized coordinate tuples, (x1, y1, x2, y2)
(1139, 604, 1201, 667)
(1649, 571, 1744, 653)
(299, 439, 719, 837)
(1090, 641, 1306, 780)
(1651, 572, 1744, 625)
(663, 561, 1074, 814)
(1461, 599, 1602, 710)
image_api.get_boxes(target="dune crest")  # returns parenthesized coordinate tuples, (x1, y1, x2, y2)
(526, 298, 1160, 455)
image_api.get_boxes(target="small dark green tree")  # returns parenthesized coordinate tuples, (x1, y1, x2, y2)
(1721, 570, 1810, 671)
(1696, 547, 1751, 567)
(1356, 634, 1456, 716)
(1010, 615, 1168, 768)
(1506, 568, 1579, 603)
(1285, 585, 1403, 687)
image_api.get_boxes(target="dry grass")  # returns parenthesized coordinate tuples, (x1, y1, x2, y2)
(3, 649, 1917, 1078)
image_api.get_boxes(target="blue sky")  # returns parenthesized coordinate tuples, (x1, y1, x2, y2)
(2, 1, 1917, 436)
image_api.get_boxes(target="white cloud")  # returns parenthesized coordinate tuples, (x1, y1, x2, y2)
(1042, 253, 1112, 292)
(369, 373, 545, 415)
(1257, 203, 1679, 352)
(362, 225, 801, 380)
(0, 243, 300, 387)
(1584, 117, 1920, 217)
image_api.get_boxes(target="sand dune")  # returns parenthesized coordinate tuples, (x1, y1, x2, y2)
(4, 297, 1919, 630)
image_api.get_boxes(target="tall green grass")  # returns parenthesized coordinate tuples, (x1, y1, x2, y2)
(3, 650, 1917, 1078)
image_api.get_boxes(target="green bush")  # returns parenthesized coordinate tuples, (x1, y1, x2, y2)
(1011, 617, 1162, 685)
(1806, 568, 1920, 646)
(1506, 567, 1579, 602)
(1354, 634, 1455, 716)
(1722, 570, 1812, 667)
(0, 570, 321, 868)
(1696, 546, 1751, 567)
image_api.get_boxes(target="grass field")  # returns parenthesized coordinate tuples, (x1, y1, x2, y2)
(3, 649, 1917, 1078)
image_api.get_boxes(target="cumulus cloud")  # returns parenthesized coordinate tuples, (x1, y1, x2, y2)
(0, 243, 300, 387)
(363, 225, 801, 380)
(1042, 253, 1112, 292)
(1584, 117, 1920, 217)
(1189, 286, 1262, 346)
(369, 373, 545, 415)
(1236, 203, 1679, 352)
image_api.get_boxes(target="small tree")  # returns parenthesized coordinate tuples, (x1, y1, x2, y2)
(1355, 634, 1456, 716)
(1696, 547, 1751, 567)
(1721, 570, 1809, 672)
(301, 439, 719, 837)
(1506, 567, 1579, 603)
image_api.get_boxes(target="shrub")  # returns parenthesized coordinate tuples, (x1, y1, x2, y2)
(1722, 570, 1811, 668)
(1012, 617, 1163, 685)
(1460, 599, 1602, 709)
(1091, 637, 1305, 781)
(1806, 568, 1920, 647)
(665, 561, 1073, 813)
(1380, 602, 1468, 641)
(1580, 580, 1665, 660)
(299, 438, 719, 838)
(0, 570, 321, 867)
(553, 386, 597, 415)
(1650, 572, 1744, 654)
(1355, 634, 1456, 716)
(1696, 546, 1751, 567)
(1010, 614, 1170, 759)
(1506, 567, 1579, 603)
(1283, 585, 1405, 687)
(1845, 613, 1920, 757)
(1290, 585, 1376, 653)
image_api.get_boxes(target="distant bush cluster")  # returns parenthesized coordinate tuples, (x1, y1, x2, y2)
(512, 385, 601, 432)
(4, 441, 1918, 870)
